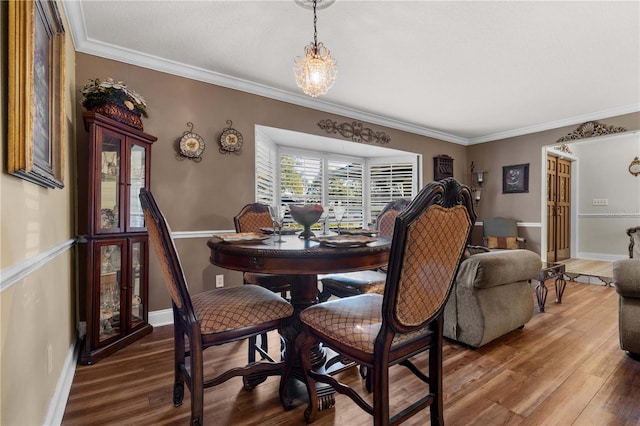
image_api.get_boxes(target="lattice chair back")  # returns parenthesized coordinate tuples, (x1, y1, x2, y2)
(140, 188, 193, 318)
(376, 198, 411, 238)
(382, 178, 475, 332)
(234, 203, 274, 233)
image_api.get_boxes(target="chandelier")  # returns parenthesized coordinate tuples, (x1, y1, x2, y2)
(293, 0, 338, 98)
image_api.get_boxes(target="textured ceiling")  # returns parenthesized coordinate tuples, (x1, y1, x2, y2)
(63, 1, 640, 145)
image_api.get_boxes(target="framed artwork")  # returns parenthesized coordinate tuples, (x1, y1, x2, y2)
(502, 163, 529, 194)
(8, 0, 65, 188)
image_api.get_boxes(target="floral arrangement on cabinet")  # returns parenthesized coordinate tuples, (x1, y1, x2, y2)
(81, 78, 148, 117)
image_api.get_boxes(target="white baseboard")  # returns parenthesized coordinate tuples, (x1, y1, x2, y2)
(149, 308, 174, 327)
(575, 252, 627, 261)
(43, 341, 79, 426)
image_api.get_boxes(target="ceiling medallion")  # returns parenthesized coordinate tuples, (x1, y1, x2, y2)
(556, 121, 627, 143)
(318, 119, 391, 145)
(293, 0, 338, 98)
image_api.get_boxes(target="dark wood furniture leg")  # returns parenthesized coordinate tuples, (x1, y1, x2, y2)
(554, 265, 567, 303)
(280, 274, 337, 412)
(535, 280, 548, 313)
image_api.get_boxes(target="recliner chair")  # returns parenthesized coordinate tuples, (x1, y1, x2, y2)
(613, 226, 640, 361)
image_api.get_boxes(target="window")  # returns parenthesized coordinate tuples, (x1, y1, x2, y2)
(256, 130, 420, 229)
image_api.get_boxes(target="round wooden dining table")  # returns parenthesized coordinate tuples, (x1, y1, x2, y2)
(207, 233, 391, 408)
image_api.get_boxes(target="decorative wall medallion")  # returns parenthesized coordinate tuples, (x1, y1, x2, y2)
(556, 121, 627, 143)
(219, 120, 243, 154)
(178, 122, 205, 162)
(318, 119, 391, 145)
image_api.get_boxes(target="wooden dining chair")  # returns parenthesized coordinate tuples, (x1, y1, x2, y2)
(234, 202, 294, 362)
(318, 198, 410, 302)
(288, 178, 475, 425)
(140, 189, 294, 426)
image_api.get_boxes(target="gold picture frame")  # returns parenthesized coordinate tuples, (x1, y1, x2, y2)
(8, 0, 65, 188)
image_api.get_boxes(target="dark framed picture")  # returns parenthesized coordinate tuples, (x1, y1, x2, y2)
(502, 163, 529, 194)
(8, 0, 65, 188)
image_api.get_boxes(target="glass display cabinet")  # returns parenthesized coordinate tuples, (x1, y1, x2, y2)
(78, 112, 157, 364)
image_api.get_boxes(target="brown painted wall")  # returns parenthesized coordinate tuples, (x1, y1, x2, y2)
(75, 53, 469, 310)
(467, 112, 640, 253)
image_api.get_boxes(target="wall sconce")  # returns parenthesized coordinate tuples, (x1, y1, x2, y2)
(473, 188, 483, 207)
(470, 161, 487, 187)
(470, 161, 486, 206)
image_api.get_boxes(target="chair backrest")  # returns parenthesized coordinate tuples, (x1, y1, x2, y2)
(382, 178, 475, 334)
(376, 198, 411, 238)
(483, 217, 518, 238)
(139, 188, 196, 320)
(627, 226, 640, 258)
(234, 203, 273, 233)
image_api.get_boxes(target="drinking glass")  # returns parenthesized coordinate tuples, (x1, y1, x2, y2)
(318, 205, 331, 235)
(269, 204, 287, 243)
(333, 203, 346, 234)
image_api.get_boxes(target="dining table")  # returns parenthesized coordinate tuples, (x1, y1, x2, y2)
(207, 232, 391, 408)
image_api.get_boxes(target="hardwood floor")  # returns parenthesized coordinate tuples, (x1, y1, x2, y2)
(62, 280, 640, 425)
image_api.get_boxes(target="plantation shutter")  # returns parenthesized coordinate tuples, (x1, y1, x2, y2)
(255, 132, 276, 205)
(368, 157, 418, 219)
(327, 159, 364, 228)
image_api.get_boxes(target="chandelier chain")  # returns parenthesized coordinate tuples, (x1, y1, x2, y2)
(313, 0, 318, 49)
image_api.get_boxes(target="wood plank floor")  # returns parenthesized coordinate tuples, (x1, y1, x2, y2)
(62, 280, 640, 425)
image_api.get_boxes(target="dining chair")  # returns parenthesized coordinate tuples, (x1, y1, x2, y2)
(140, 189, 294, 426)
(318, 198, 410, 302)
(234, 202, 294, 362)
(287, 178, 475, 425)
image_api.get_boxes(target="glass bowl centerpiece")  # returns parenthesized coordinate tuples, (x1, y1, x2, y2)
(80, 78, 148, 130)
(289, 204, 324, 240)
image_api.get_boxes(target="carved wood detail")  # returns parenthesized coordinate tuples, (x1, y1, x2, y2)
(556, 121, 627, 143)
(317, 119, 391, 144)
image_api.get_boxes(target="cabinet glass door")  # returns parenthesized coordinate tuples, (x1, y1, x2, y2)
(99, 131, 123, 233)
(97, 241, 124, 343)
(130, 239, 145, 329)
(128, 143, 147, 231)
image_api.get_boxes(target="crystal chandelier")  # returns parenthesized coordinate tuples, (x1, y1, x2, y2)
(293, 0, 338, 98)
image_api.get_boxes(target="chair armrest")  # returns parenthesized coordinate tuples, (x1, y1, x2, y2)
(613, 259, 640, 297)
(456, 249, 542, 290)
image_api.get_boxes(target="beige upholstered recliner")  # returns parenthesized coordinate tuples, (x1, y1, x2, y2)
(612, 226, 640, 361)
(444, 249, 541, 348)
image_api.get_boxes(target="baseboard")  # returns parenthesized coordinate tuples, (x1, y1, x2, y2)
(42, 340, 80, 426)
(575, 252, 627, 261)
(149, 308, 173, 327)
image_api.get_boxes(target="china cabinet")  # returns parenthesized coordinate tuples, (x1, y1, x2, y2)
(78, 112, 157, 364)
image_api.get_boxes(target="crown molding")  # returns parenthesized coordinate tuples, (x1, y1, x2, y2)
(468, 103, 640, 145)
(62, 1, 639, 147)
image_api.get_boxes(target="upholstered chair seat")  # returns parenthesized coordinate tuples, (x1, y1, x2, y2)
(191, 285, 294, 334)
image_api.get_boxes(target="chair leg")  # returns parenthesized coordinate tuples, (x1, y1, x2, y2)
(372, 356, 390, 426)
(298, 332, 320, 424)
(429, 317, 445, 426)
(190, 332, 204, 426)
(173, 326, 186, 407)
(279, 329, 296, 410)
(248, 336, 257, 363)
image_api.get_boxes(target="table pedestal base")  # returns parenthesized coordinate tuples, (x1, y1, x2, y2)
(280, 274, 355, 412)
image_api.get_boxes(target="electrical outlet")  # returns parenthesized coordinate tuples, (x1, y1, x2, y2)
(592, 198, 608, 206)
(216, 275, 224, 288)
(47, 344, 53, 374)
